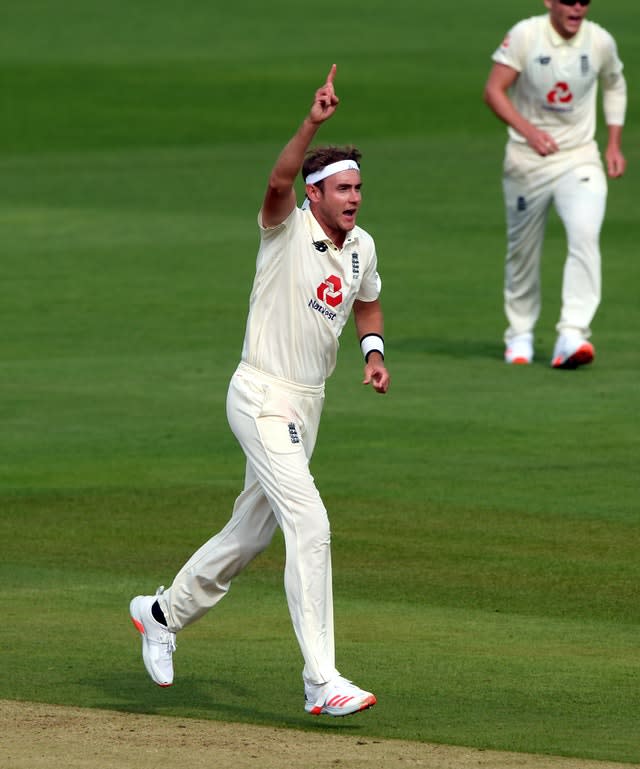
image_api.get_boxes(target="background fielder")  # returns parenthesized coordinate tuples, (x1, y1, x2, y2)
(130, 65, 390, 718)
(484, 0, 627, 368)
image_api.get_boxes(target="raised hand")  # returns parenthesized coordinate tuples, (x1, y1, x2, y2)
(309, 64, 340, 125)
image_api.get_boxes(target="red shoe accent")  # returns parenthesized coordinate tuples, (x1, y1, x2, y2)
(307, 692, 376, 716)
(327, 694, 355, 708)
(553, 342, 594, 370)
(360, 694, 377, 711)
(568, 343, 594, 367)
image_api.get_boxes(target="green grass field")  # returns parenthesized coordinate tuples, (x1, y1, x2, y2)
(1, 0, 639, 763)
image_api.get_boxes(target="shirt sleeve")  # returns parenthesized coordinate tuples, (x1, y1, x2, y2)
(257, 205, 297, 237)
(491, 19, 529, 72)
(356, 237, 382, 302)
(254, 206, 299, 273)
(599, 32, 627, 126)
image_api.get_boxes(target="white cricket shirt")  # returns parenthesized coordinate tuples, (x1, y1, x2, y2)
(240, 207, 381, 387)
(492, 14, 626, 150)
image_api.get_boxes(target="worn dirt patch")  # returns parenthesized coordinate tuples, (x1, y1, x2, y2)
(2, 700, 637, 769)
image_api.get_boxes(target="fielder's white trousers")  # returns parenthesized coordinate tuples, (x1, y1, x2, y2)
(158, 362, 340, 686)
(502, 141, 607, 342)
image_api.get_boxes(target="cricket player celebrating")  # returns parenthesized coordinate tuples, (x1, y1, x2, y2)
(484, 0, 627, 368)
(130, 65, 389, 717)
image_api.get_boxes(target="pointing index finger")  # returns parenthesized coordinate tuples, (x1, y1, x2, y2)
(326, 63, 337, 85)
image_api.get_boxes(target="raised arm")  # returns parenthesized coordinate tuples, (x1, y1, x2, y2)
(483, 62, 559, 157)
(261, 65, 340, 228)
(353, 299, 390, 394)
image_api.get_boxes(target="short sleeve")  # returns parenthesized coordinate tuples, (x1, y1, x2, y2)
(356, 238, 382, 302)
(491, 19, 529, 73)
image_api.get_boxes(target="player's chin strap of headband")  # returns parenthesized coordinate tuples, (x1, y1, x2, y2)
(301, 159, 360, 210)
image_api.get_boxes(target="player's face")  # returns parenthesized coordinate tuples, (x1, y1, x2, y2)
(308, 169, 362, 243)
(545, 0, 590, 39)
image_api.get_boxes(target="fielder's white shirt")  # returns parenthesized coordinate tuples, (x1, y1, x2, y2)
(240, 207, 381, 387)
(492, 14, 626, 150)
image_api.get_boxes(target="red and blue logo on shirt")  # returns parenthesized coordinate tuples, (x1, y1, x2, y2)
(316, 275, 343, 307)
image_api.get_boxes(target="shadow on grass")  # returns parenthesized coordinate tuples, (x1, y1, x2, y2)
(84, 671, 365, 732)
(394, 336, 502, 361)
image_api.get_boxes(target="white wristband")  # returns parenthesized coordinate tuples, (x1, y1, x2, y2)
(360, 333, 385, 362)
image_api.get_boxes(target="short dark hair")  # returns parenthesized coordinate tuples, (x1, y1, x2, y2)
(302, 145, 362, 185)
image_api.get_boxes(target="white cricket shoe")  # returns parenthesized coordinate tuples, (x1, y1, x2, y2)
(505, 333, 533, 365)
(551, 333, 595, 370)
(129, 588, 176, 687)
(304, 676, 377, 717)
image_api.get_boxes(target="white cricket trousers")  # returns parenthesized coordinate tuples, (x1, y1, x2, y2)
(502, 140, 607, 342)
(158, 362, 340, 686)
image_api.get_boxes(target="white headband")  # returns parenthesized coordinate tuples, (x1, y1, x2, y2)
(305, 159, 360, 186)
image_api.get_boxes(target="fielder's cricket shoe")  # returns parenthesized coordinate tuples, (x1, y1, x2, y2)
(551, 333, 594, 370)
(304, 676, 377, 717)
(129, 588, 176, 687)
(504, 333, 533, 365)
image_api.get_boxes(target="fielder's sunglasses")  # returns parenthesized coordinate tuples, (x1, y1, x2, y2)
(558, 0, 590, 5)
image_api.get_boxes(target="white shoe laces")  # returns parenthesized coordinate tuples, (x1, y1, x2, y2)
(148, 626, 176, 652)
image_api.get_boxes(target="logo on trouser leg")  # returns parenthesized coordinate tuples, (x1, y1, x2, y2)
(288, 422, 300, 444)
(517, 196, 527, 212)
